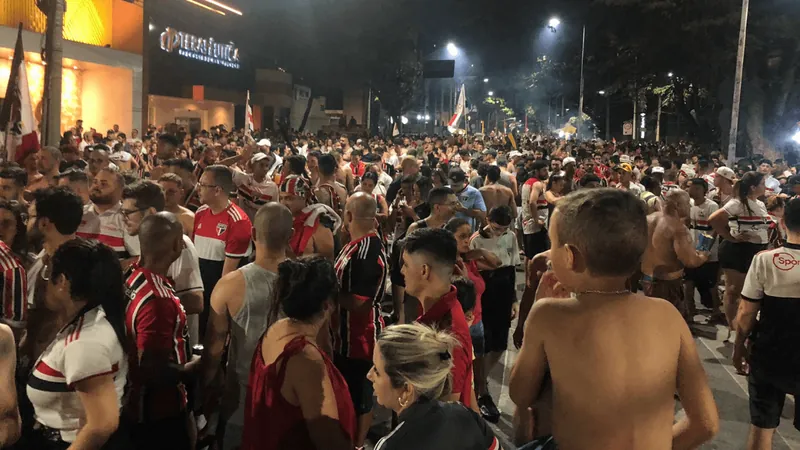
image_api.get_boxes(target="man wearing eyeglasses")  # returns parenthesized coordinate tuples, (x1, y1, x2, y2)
(468, 205, 520, 424)
(193, 165, 252, 340)
(120, 181, 204, 343)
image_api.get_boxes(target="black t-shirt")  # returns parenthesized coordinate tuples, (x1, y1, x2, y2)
(741, 243, 800, 378)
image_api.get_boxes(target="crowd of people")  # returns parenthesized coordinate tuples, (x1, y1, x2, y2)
(0, 119, 797, 450)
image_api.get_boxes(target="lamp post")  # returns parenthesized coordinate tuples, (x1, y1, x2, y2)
(599, 90, 610, 141)
(549, 17, 587, 139)
(727, 0, 749, 166)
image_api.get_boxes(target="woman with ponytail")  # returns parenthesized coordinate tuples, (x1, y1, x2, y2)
(369, 323, 499, 450)
(709, 171, 769, 344)
(242, 256, 355, 450)
(26, 238, 129, 449)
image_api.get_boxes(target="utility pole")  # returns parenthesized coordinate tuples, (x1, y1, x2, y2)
(655, 93, 662, 142)
(605, 94, 611, 141)
(577, 25, 586, 140)
(41, 0, 66, 147)
(727, 0, 750, 166)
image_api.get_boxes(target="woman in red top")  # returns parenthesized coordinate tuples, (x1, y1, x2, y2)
(445, 218, 501, 414)
(242, 256, 355, 450)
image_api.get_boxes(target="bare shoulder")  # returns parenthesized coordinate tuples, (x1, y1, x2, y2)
(0, 324, 15, 356)
(286, 344, 327, 380)
(638, 294, 687, 322)
(178, 206, 195, 219)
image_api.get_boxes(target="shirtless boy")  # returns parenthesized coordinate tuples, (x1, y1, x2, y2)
(510, 188, 718, 450)
(641, 189, 709, 321)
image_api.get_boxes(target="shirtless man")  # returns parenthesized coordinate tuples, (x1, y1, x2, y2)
(0, 324, 20, 448)
(481, 166, 517, 221)
(158, 173, 196, 235)
(315, 154, 348, 219)
(510, 189, 719, 450)
(333, 151, 355, 194)
(641, 189, 709, 322)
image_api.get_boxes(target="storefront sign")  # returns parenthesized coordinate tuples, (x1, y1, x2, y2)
(160, 27, 240, 69)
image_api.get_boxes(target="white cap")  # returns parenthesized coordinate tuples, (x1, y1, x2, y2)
(251, 152, 269, 164)
(715, 166, 738, 182)
(619, 154, 631, 164)
(257, 138, 271, 147)
(563, 157, 576, 165)
(508, 151, 522, 158)
(651, 166, 665, 174)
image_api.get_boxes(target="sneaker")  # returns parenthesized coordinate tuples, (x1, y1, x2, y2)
(478, 394, 501, 424)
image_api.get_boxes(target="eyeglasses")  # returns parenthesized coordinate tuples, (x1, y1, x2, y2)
(121, 207, 147, 219)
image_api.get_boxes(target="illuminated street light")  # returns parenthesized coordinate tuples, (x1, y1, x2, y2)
(425, 115, 430, 121)
(548, 17, 561, 29)
(598, 90, 606, 95)
(793, 131, 800, 144)
(483, 78, 489, 83)
(488, 91, 494, 96)
(446, 42, 459, 57)
(401, 116, 409, 125)
(668, 72, 674, 78)
(417, 115, 423, 121)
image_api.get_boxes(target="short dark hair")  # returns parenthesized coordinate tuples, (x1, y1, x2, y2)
(158, 173, 183, 189)
(428, 187, 455, 205)
(688, 178, 708, 193)
(318, 153, 337, 176)
(157, 134, 180, 148)
(760, 158, 772, 166)
(0, 165, 27, 188)
(784, 199, 800, 233)
(452, 276, 476, 313)
(33, 186, 84, 235)
(554, 189, 647, 277)
(272, 256, 339, 322)
(532, 160, 549, 172)
(285, 155, 307, 176)
(488, 205, 513, 226)
(697, 159, 710, 171)
(163, 158, 195, 174)
(580, 173, 601, 187)
(122, 181, 165, 212)
(205, 165, 235, 195)
(403, 228, 458, 273)
(487, 165, 502, 183)
(57, 168, 89, 185)
(641, 175, 659, 191)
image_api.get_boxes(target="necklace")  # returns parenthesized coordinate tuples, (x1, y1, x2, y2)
(573, 289, 631, 297)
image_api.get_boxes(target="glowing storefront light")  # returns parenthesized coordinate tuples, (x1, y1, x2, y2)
(160, 27, 241, 69)
(0, 59, 81, 133)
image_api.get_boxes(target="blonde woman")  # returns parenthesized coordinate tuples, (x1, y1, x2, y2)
(368, 323, 500, 450)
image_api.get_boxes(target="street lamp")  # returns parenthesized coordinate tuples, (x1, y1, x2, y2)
(488, 91, 494, 96)
(548, 17, 587, 139)
(417, 115, 423, 121)
(598, 90, 605, 95)
(668, 72, 674, 78)
(446, 42, 459, 57)
(483, 78, 489, 83)
(425, 114, 430, 121)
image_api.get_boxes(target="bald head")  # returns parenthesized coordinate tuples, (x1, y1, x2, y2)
(346, 192, 378, 220)
(254, 203, 293, 250)
(139, 211, 183, 257)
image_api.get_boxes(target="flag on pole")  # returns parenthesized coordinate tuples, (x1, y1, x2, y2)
(0, 24, 38, 163)
(245, 90, 254, 136)
(447, 84, 466, 134)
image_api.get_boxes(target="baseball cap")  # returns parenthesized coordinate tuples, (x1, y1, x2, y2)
(508, 151, 522, 159)
(449, 169, 467, 183)
(619, 154, 631, 164)
(715, 166, 738, 182)
(257, 138, 271, 147)
(614, 163, 633, 173)
(251, 152, 269, 164)
(651, 166, 665, 174)
(562, 157, 576, 165)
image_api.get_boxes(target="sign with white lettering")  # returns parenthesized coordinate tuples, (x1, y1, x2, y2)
(160, 27, 240, 69)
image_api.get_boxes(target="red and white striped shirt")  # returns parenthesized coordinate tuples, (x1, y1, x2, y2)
(76, 202, 139, 259)
(0, 241, 27, 327)
(27, 306, 128, 442)
(124, 264, 189, 421)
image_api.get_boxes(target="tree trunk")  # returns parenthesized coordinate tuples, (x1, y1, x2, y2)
(745, 95, 779, 160)
(298, 91, 314, 133)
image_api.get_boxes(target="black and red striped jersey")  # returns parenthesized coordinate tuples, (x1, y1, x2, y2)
(124, 264, 189, 422)
(0, 241, 27, 327)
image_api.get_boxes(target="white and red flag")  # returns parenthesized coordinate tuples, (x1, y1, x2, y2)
(0, 24, 38, 163)
(447, 84, 466, 133)
(245, 90, 254, 136)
